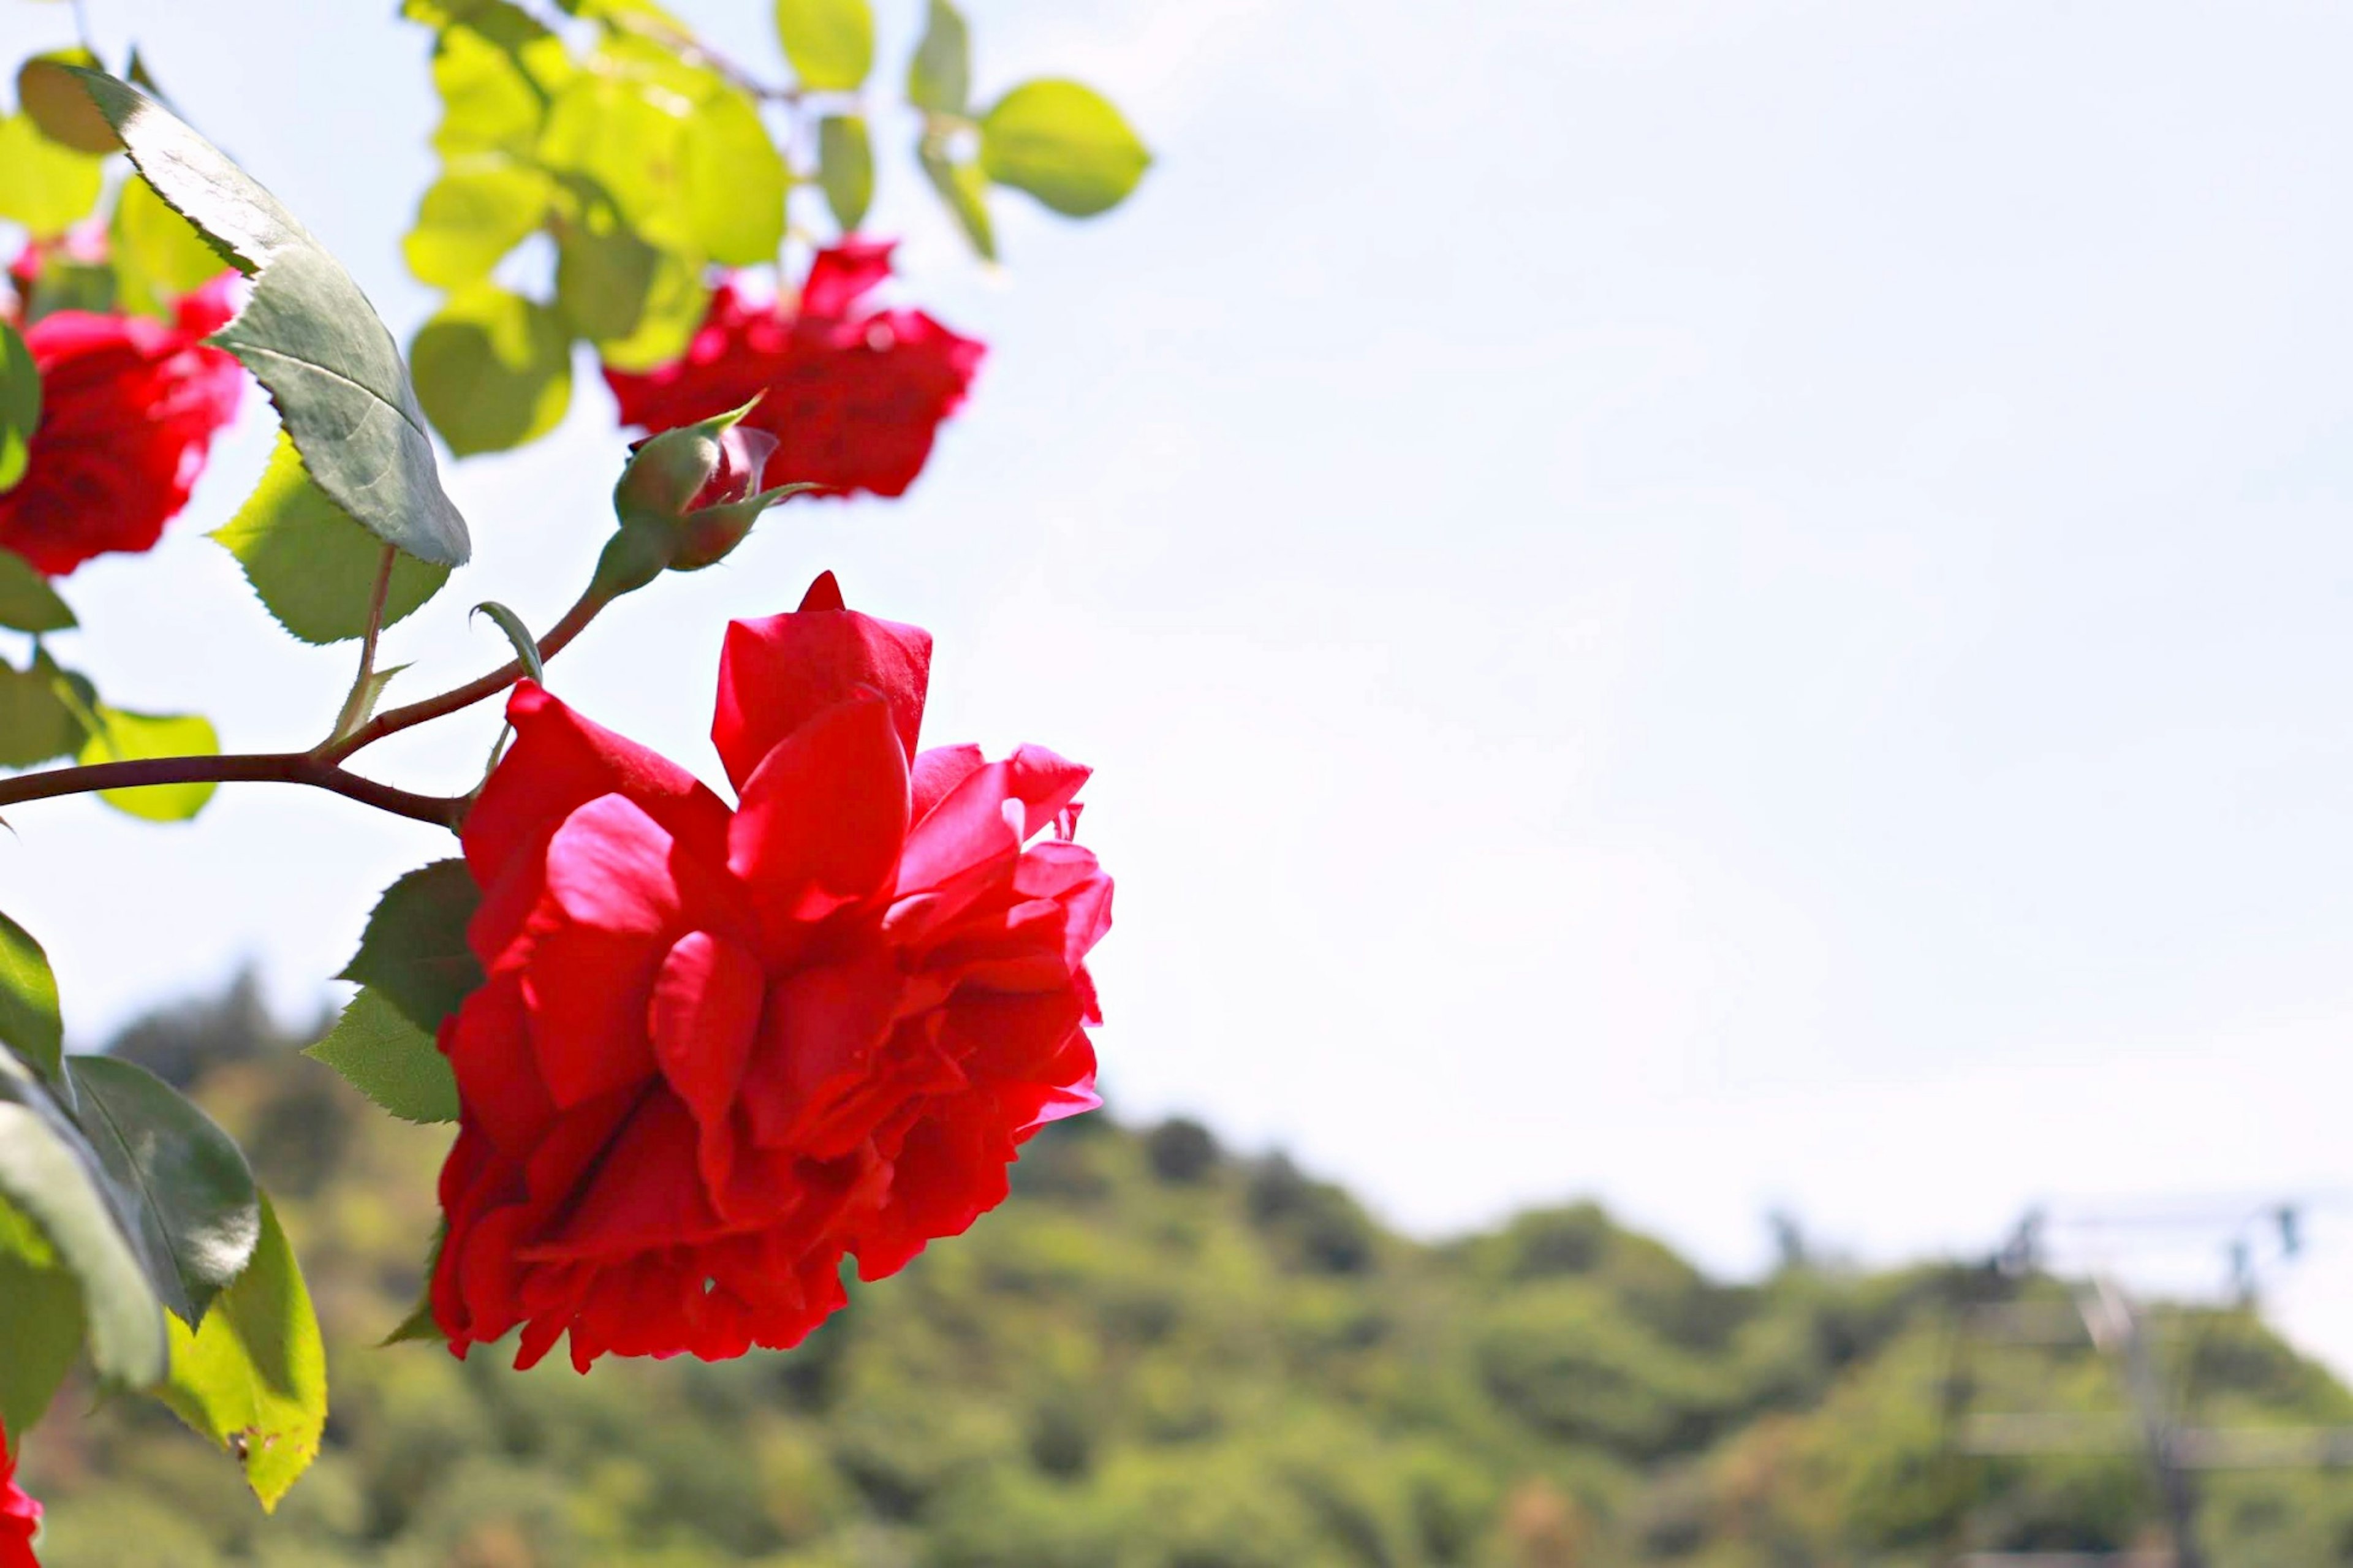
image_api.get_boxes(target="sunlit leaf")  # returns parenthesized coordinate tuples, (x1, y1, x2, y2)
(0, 112, 104, 238)
(0, 1213, 83, 1438)
(0, 909, 63, 1086)
(682, 88, 787, 267)
(920, 136, 995, 260)
(980, 80, 1151, 218)
(819, 114, 873, 233)
(338, 859, 485, 1034)
(69, 70, 473, 566)
(305, 987, 458, 1124)
(775, 0, 873, 91)
(0, 1050, 167, 1391)
(160, 1195, 326, 1512)
(410, 284, 572, 456)
(540, 70, 689, 244)
(0, 325, 39, 497)
(67, 1055, 260, 1322)
(411, 0, 575, 159)
(594, 249, 709, 373)
(404, 158, 553, 288)
(110, 175, 235, 320)
(210, 433, 450, 645)
(77, 706, 220, 822)
(906, 0, 969, 116)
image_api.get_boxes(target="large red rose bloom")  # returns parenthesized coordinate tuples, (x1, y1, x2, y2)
(0, 276, 244, 575)
(603, 241, 984, 500)
(1, 1420, 39, 1568)
(432, 573, 1109, 1371)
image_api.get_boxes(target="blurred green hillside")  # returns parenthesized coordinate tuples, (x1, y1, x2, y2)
(17, 981, 2353, 1566)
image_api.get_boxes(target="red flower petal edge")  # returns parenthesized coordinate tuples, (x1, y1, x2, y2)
(1, 1419, 42, 1568)
(604, 241, 984, 501)
(432, 572, 1110, 1371)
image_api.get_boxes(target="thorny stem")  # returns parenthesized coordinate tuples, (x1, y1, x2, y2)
(328, 544, 399, 743)
(315, 588, 605, 767)
(0, 754, 468, 831)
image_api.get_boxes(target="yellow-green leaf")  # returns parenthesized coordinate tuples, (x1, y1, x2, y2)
(906, 0, 969, 116)
(682, 89, 786, 266)
(920, 137, 995, 260)
(160, 1195, 326, 1513)
(210, 433, 451, 645)
(403, 159, 553, 289)
(0, 113, 104, 237)
(0, 909, 63, 1086)
(110, 175, 233, 320)
(77, 708, 219, 822)
(980, 78, 1151, 218)
(594, 250, 709, 373)
(774, 0, 873, 91)
(0, 325, 38, 496)
(410, 284, 573, 456)
(818, 115, 873, 233)
(305, 988, 458, 1123)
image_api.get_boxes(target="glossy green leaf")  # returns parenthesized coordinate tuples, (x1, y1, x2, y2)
(67, 1055, 260, 1322)
(0, 653, 86, 770)
(980, 79, 1151, 218)
(0, 548, 72, 634)
(775, 0, 874, 91)
(682, 88, 787, 267)
(18, 53, 115, 153)
(920, 137, 995, 260)
(110, 175, 235, 320)
(0, 1214, 83, 1439)
(0, 323, 38, 496)
(555, 217, 659, 342)
(404, 159, 553, 289)
(0, 909, 63, 1086)
(819, 115, 874, 232)
(410, 284, 572, 456)
(594, 249, 709, 373)
(305, 987, 458, 1124)
(0, 1051, 167, 1391)
(68, 69, 473, 567)
(77, 706, 219, 822)
(160, 1195, 325, 1512)
(907, 0, 970, 116)
(339, 860, 485, 1034)
(0, 112, 104, 237)
(210, 433, 450, 645)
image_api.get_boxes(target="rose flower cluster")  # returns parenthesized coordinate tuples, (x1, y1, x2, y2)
(432, 573, 1111, 1371)
(1, 248, 241, 575)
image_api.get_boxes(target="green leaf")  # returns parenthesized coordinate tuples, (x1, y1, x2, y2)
(0, 548, 72, 634)
(338, 860, 485, 1034)
(539, 71, 689, 245)
(17, 52, 116, 154)
(919, 137, 995, 261)
(0, 1051, 167, 1391)
(417, 1, 575, 161)
(594, 250, 708, 373)
(77, 706, 220, 822)
(0, 1216, 84, 1439)
(110, 175, 235, 320)
(0, 322, 37, 496)
(818, 115, 873, 232)
(160, 1195, 325, 1513)
(210, 433, 450, 645)
(403, 159, 553, 289)
(305, 988, 458, 1124)
(0, 909, 63, 1087)
(67, 69, 473, 567)
(555, 217, 659, 343)
(906, 0, 970, 116)
(470, 600, 546, 684)
(774, 0, 874, 91)
(681, 88, 787, 267)
(410, 284, 572, 456)
(0, 112, 104, 238)
(381, 1222, 445, 1345)
(66, 1056, 260, 1322)
(0, 653, 86, 770)
(980, 79, 1151, 218)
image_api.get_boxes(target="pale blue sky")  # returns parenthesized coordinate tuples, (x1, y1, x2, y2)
(8, 1, 2353, 1359)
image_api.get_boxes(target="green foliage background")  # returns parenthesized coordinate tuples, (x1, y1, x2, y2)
(18, 982, 2353, 1566)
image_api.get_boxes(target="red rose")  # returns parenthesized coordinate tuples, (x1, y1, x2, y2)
(0, 273, 244, 575)
(604, 241, 985, 501)
(1, 1421, 39, 1568)
(432, 572, 1110, 1371)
